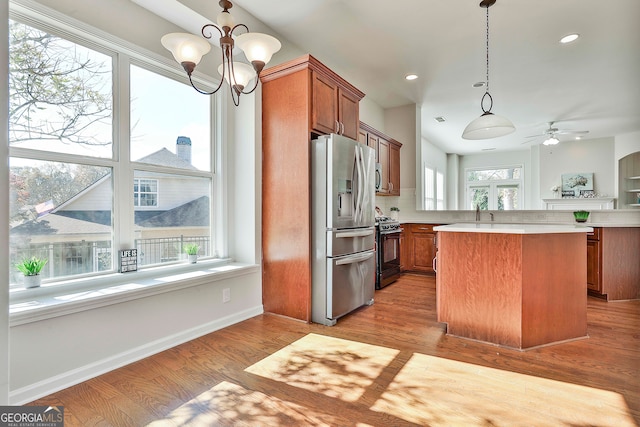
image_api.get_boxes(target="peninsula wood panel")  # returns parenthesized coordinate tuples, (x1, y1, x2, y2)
(261, 68, 312, 321)
(437, 231, 588, 349)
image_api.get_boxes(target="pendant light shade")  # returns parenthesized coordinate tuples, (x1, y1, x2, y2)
(463, 112, 515, 140)
(462, 0, 515, 140)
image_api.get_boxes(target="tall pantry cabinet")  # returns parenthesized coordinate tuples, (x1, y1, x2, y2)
(260, 54, 365, 321)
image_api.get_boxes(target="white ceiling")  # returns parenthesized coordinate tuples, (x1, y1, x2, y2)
(201, 0, 640, 154)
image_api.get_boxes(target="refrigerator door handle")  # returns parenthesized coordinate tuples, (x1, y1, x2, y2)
(336, 229, 375, 238)
(354, 145, 363, 223)
(335, 251, 374, 266)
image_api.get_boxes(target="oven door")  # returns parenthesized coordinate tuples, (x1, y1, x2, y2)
(377, 229, 402, 289)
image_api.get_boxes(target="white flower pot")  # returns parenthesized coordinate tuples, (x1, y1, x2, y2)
(23, 275, 42, 289)
(188, 254, 198, 264)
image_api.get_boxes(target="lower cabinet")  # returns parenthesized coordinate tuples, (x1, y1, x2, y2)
(401, 223, 438, 274)
(586, 227, 640, 301)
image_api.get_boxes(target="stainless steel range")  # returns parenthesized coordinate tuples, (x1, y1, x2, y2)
(375, 216, 402, 289)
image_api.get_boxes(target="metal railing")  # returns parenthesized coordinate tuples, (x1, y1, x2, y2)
(10, 235, 211, 286)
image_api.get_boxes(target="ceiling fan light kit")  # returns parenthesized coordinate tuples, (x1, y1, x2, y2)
(161, 0, 281, 106)
(543, 136, 560, 145)
(462, 0, 515, 140)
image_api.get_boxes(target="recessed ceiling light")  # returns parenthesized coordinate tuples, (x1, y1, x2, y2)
(481, 148, 496, 151)
(405, 74, 418, 81)
(434, 116, 446, 123)
(560, 33, 580, 44)
(473, 81, 486, 88)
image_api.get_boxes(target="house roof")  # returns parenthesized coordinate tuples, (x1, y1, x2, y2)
(136, 148, 199, 170)
(137, 196, 210, 227)
(10, 213, 111, 236)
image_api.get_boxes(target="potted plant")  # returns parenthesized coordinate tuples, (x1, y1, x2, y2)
(183, 243, 199, 264)
(16, 256, 47, 288)
(389, 206, 400, 220)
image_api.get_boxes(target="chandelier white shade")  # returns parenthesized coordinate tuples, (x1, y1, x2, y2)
(160, 0, 281, 106)
(543, 136, 560, 145)
(462, 0, 515, 140)
(161, 33, 211, 66)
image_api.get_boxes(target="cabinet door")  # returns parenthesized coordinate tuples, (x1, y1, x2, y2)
(378, 138, 390, 194)
(338, 88, 359, 140)
(311, 71, 338, 135)
(586, 240, 601, 292)
(358, 129, 368, 145)
(389, 142, 401, 196)
(411, 226, 436, 273)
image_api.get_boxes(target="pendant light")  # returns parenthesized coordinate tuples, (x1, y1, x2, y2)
(462, 0, 515, 140)
(161, 0, 281, 106)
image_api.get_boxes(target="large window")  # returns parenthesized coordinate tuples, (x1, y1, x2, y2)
(8, 13, 216, 288)
(424, 165, 445, 210)
(466, 167, 522, 210)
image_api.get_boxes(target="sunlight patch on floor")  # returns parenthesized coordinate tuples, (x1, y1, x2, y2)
(245, 333, 400, 402)
(145, 381, 373, 427)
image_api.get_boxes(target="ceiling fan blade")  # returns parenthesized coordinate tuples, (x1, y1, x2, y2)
(554, 130, 589, 135)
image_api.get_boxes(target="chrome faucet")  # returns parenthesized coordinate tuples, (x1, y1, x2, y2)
(475, 205, 480, 221)
(490, 213, 494, 222)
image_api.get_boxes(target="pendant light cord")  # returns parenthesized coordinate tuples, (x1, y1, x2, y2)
(485, 5, 490, 95)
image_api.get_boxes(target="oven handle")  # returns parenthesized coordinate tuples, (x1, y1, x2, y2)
(335, 251, 375, 265)
(336, 229, 375, 238)
(379, 228, 404, 235)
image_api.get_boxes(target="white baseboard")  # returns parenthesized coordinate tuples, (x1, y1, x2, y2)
(9, 305, 264, 405)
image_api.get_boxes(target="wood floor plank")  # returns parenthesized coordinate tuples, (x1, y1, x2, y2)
(29, 274, 640, 426)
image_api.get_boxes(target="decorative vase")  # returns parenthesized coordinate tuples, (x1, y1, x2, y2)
(573, 210, 590, 223)
(188, 254, 197, 264)
(23, 274, 42, 289)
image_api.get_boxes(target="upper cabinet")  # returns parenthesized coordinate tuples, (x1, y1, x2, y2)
(311, 71, 361, 140)
(261, 54, 365, 141)
(359, 122, 402, 196)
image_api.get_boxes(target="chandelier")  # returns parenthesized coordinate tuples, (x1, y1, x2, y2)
(161, 0, 281, 106)
(462, 0, 515, 140)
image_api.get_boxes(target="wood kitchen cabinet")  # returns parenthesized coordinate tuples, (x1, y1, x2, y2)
(259, 54, 365, 322)
(586, 227, 640, 301)
(401, 223, 438, 274)
(359, 122, 402, 195)
(311, 65, 361, 140)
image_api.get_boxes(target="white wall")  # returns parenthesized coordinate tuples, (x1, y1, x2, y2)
(1, 0, 10, 406)
(615, 131, 640, 160)
(385, 104, 418, 190)
(539, 137, 615, 202)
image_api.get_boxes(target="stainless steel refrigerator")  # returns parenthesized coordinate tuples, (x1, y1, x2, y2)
(311, 133, 376, 326)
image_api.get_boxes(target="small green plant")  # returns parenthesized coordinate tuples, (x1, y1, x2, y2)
(390, 207, 400, 212)
(183, 243, 200, 255)
(16, 257, 47, 276)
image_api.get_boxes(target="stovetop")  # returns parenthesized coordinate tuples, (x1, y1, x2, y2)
(375, 216, 401, 232)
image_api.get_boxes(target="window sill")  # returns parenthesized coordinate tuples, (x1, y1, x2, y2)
(9, 259, 260, 326)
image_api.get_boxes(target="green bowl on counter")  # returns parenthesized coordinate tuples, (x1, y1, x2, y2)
(573, 210, 590, 223)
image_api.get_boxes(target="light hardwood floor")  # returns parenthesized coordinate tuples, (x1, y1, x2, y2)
(30, 274, 640, 426)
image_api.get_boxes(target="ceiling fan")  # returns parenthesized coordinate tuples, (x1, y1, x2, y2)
(524, 121, 589, 145)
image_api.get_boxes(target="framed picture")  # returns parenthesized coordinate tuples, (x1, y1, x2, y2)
(561, 173, 594, 197)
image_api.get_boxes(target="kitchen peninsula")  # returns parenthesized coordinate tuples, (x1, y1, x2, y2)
(434, 223, 592, 350)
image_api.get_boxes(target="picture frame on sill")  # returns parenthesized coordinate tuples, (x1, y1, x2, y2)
(561, 172, 594, 197)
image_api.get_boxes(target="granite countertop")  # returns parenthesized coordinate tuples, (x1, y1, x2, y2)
(433, 223, 593, 234)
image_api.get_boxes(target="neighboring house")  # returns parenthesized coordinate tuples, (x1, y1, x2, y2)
(10, 139, 210, 284)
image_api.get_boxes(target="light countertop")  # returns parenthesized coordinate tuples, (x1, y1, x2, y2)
(433, 223, 593, 234)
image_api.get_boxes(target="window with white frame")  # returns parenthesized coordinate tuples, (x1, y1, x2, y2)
(424, 165, 445, 210)
(8, 11, 217, 288)
(465, 166, 522, 210)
